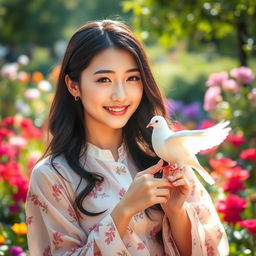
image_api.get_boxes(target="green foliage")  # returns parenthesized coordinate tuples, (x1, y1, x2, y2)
(0, 0, 131, 49)
(122, 0, 256, 64)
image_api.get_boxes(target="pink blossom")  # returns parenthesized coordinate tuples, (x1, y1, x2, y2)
(203, 86, 222, 111)
(230, 66, 254, 84)
(222, 79, 240, 93)
(24, 88, 40, 100)
(1, 63, 19, 80)
(206, 72, 228, 87)
(9, 136, 28, 149)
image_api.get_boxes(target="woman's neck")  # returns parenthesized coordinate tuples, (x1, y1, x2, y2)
(86, 125, 123, 161)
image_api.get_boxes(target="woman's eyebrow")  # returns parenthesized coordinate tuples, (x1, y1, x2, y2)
(93, 68, 140, 75)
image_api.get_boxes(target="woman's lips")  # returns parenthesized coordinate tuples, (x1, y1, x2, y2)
(104, 105, 130, 116)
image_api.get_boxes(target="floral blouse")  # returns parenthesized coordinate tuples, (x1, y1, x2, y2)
(25, 143, 229, 256)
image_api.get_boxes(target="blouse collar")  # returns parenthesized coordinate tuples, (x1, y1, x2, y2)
(86, 142, 127, 162)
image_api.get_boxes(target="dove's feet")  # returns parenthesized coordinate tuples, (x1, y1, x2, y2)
(162, 163, 181, 172)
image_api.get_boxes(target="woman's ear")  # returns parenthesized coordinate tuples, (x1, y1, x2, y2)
(65, 74, 80, 98)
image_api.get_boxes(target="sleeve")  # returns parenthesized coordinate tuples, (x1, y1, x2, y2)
(25, 164, 131, 256)
(162, 166, 229, 256)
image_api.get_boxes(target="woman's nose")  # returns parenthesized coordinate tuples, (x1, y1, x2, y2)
(111, 83, 126, 102)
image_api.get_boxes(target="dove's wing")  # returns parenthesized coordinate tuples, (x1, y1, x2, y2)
(167, 120, 231, 154)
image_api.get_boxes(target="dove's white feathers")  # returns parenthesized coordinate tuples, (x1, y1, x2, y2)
(148, 116, 231, 185)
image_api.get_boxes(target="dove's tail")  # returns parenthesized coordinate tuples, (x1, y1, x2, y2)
(189, 159, 215, 185)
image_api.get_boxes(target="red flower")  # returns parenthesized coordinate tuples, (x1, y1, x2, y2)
(216, 194, 246, 223)
(239, 219, 256, 234)
(227, 133, 245, 147)
(0, 128, 13, 142)
(224, 166, 249, 180)
(1, 116, 15, 126)
(199, 120, 216, 129)
(0, 144, 17, 160)
(240, 148, 256, 160)
(209, 158, 237, 174)
(223, 179, 245, 193)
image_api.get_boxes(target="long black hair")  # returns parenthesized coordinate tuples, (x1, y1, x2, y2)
(43, 20, 167, 217)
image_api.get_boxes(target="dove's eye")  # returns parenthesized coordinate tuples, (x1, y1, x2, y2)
(155, 120, 158, 123)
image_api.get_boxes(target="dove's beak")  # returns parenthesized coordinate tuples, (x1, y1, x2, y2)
(146, 122, 154, 128)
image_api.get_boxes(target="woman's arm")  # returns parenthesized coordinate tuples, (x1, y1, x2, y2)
(165, 207, 192, 256)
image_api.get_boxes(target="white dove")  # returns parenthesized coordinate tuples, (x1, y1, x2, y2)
(146, 116, 231, 185)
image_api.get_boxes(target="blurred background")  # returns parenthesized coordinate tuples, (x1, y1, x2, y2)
(0, 0, 255, 255)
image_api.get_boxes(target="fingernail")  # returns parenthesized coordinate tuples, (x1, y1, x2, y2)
(168, 175, 175, 180)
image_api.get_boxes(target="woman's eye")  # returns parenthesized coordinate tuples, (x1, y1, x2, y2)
(127, 76, 140, 81)
(97, 77, 111, 83)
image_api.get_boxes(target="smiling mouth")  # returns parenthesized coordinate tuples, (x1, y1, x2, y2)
(104, 105, 130, 115)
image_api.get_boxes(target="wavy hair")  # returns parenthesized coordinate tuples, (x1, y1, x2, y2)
(43, 20, 167, 218)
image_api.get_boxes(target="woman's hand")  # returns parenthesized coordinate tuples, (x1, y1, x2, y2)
(111, 159, 172, 237)
(160, 165, 190, 215)
(117, 159, 172, 217)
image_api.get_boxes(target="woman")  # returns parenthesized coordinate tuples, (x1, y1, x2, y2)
(25, 19, 229, 255)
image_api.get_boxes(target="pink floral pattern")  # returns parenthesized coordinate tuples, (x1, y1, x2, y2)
(43, 245, 52, 256)
(26, 215, 33, 225)
(52, 184, 63, 201)
(89, 223, 103, 232)
(115, 166, 126, 175)
(137, 242, 146, 250)
(119, 188, 126, 200)
(105, 223, 116, 244)
(88, 181, 109, 199)
(26, 148, 229, 255)
(67, 205, 78, 223)
(52, 232, 63, 250)
(29, 193, 48, 213)
(149, 224, 161, 240)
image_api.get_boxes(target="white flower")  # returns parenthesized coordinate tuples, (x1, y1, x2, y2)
(9, 136, 28, 148)
(15, 100, 31, 115)
(1, 63, 19, 80)
(38, 80, 52, 92)
(18, 55, 29, 65)
(24, 88, 40, 100)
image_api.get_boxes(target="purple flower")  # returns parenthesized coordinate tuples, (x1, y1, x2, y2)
(166, 99, 184, 116)
(230, 66, 254, 84)
(206, 72, 228, 87)
(204, 86, 222, 111)
(10, 246, 25, 256)
(182, 102, 201, 119)
(8, 204, 21, 213)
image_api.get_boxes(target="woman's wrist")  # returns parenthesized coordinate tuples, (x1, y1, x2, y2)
(111, 200, 133, 238)
(165, 204, 187, 220)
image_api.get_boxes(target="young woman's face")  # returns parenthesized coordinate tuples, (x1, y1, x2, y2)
(79, 47, 143, 131)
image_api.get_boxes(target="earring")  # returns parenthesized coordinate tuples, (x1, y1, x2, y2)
(74, 95, 80, 101)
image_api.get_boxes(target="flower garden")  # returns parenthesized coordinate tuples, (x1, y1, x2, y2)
(0, 56, 255, 255)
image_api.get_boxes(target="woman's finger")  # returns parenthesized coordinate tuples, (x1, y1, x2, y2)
(136, 159, 164, 177)
(167, 172, 183, 182)
(172, 178, 188, 187)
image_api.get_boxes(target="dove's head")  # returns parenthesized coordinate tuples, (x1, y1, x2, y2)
(146, 116, 166, 129)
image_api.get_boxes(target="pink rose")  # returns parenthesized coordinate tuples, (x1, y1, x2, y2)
(206, 72, 228, 87)
(222, 79, 240, 93)
(203, 86, 222, 111)
(230, 66, 254, 84)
